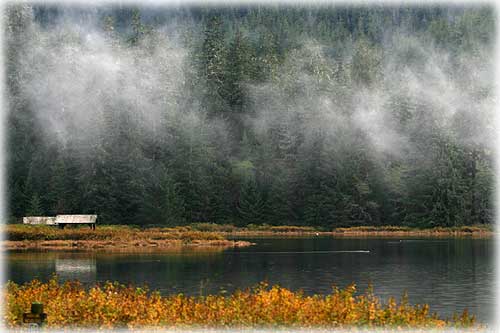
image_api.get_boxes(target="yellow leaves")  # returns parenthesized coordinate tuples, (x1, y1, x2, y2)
(368, 302, 377, 321)
(3, 277, 476, 329)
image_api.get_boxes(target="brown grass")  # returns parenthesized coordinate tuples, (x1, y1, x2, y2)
(331, 225, 493, 238)
(3, 225, 253, 251)
(3, 224, 492, 252)
(215, 224, 493, 238)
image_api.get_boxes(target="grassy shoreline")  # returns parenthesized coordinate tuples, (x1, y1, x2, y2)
(202, 224, 494, 238)
(3, 225, 253, 251)
(5, 278, 476, 329)
(3, 224, 492, 251)
(328, 225, 493, 238)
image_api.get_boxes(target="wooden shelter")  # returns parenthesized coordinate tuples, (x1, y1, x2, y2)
(55, 215, 97, 229)
(23, 215, 97, 229)
(23, 216, 56, 225)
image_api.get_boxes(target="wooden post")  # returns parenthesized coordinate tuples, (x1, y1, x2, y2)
(31, 302, 43, 314)
(23, 302, 47, 327)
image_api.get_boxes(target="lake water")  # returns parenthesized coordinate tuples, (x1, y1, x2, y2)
(6, 237, 495, 323)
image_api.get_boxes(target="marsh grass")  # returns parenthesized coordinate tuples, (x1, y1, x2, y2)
(333, 225, 493, 235)
(4, 224, 225, 241)
(4, 224, 491, 250)
(2, 225, 258, 251)
(6, 224, 492, 241)
(4, 278, 475, 329)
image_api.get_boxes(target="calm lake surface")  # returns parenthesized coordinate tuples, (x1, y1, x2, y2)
(6, 237, 495, 323)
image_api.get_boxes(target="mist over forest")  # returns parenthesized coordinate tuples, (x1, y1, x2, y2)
(6, 4, 495, 227)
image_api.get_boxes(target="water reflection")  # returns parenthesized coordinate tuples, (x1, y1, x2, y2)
(55, 257, 96, 282)
(7, 252, 98, 284)
(6, 237, 494, 323)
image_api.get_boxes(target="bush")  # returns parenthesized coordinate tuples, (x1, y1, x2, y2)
(4, 278, 476, 329)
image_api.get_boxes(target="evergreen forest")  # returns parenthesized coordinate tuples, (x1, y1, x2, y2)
(5, 4, 496, 228)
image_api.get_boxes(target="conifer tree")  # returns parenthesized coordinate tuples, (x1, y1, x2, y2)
(27, 193, 43, 216)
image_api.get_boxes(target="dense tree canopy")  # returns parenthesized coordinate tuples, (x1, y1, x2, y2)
(5, 4, 495, 228)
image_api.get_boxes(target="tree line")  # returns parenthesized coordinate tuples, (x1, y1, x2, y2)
(6, 4, 495, 228)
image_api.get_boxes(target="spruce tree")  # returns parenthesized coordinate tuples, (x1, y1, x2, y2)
(237, 179, 265, 226)
(27, 193, 43, 216)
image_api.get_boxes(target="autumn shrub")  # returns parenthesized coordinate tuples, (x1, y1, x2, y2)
(4, 278, 475, 329)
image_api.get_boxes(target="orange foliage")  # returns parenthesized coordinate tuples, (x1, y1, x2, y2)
(4, 278, 476, 329)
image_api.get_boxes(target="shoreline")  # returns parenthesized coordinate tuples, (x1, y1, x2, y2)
(3, 239, 253, 251)
(224, 225, 494, 238)
(3, 224, 492, 252)
(224, 230, 493, 238)
(3, 225, 255, 252)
